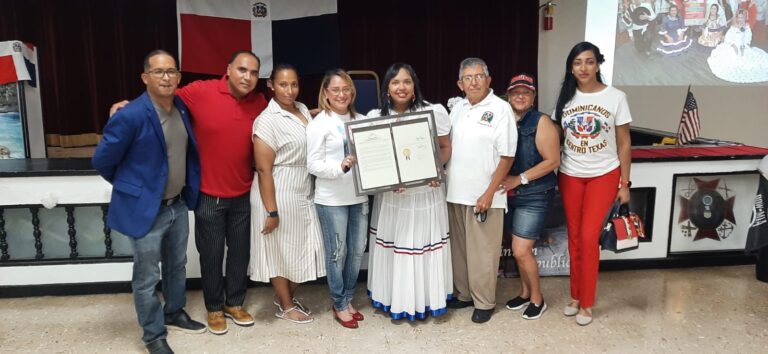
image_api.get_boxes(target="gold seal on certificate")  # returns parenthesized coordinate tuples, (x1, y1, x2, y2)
(344, 110, 442, 196)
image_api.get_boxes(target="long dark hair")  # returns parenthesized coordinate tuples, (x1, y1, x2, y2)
(378, 63, 426, 116)
(554, 41, 605, 124)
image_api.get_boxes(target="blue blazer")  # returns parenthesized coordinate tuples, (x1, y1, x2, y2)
(92, 92, 201, 238)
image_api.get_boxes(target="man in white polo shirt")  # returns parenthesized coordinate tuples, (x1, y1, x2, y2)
(445, 57, 517, 324)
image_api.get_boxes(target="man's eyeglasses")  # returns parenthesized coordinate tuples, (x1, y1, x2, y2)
(327, 87, 352, 96)
(146, 69, 180, 79)
(460, 73, 487, 83)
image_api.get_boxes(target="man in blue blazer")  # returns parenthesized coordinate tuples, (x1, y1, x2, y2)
(93, 50, 204, 354)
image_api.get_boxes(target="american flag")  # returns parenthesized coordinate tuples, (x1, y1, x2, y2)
(677, 91, 700, 145)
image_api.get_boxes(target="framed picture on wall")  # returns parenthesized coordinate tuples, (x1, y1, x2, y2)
(668, 171, 761, 254)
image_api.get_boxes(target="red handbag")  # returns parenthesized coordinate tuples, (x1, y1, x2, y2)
(600, 202, 646, 253)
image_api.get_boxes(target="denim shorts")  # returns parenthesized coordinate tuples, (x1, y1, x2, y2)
(504, 189, 555, 240)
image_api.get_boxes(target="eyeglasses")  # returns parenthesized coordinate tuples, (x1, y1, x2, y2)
(146, 69, 180, 79)
(327, 87, 352, 96)
(509, 91, 534, 98)
(460, 73, 487, 83)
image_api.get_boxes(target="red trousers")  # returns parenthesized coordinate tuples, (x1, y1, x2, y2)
(558, 168, 620, 308)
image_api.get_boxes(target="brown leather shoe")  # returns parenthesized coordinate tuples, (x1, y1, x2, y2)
(223, 305, 255, 327)
(207, 311, 228, 335)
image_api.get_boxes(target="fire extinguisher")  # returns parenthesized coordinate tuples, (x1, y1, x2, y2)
(542, 2, 555, 31)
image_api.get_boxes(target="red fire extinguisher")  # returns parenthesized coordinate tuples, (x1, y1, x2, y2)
(542, 2, 555, 31)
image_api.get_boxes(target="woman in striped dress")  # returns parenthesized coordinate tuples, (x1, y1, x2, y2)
(249, 64, 325, 324)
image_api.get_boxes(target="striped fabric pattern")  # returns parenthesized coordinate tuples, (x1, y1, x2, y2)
(677, 91, 700, 145)
(194, 192, 251, 311)
(248, 99, 326, 283)
(373, 234, 450, 255)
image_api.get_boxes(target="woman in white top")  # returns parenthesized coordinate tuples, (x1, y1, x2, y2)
(366, 63, 453, 320)
(250, 64, 325, 324)
(699, 4, 727, 47)
(707, 10, 768, 83)
(554, 42, 632, 326)
(306, 69, 368, 329)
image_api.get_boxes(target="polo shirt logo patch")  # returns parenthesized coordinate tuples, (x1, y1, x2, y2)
(478, 111, 494, 125)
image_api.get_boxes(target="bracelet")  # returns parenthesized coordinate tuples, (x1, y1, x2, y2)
(619, 180, 632, 188)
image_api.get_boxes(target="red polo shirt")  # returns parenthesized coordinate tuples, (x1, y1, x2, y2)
(177, 76, 267, 197)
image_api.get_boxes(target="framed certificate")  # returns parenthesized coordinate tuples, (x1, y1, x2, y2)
(345, 110, 442, 196)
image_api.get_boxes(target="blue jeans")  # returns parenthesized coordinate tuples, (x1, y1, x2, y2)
(316, 203, 367, 311)
(126, 198, 189, 344)
(505, 189, 555, 240)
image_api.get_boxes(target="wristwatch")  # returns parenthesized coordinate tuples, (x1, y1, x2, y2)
(619, 180, 632, 189)
(519, 172, 529, 185)
(267, 210, 279, 218)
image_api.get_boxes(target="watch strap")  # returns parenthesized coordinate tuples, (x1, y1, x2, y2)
(520, 172, 529, 185)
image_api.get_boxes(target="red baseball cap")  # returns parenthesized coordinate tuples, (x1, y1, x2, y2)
(507, 74, 536, 92)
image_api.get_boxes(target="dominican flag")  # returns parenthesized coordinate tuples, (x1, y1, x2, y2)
(177, 0, 339, 77)
(0, 41, 37, 86)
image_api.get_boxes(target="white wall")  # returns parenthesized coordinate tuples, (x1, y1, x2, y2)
(538, 0, 588, 118)
(537, 0, 768, 148)
(621, 85, 768, 147)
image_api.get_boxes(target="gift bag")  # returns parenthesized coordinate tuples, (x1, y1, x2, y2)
(600, 202, 646, 253)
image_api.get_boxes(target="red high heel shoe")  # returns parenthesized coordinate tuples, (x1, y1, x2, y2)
(351, 311, 364, 321)
(332, 307, 358, 329)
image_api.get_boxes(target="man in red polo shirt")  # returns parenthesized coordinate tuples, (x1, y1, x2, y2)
(178, 51, 266, 335)
(111, 51, 267, 335)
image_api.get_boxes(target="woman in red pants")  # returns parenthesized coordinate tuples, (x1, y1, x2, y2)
(553, 42, 632, 326)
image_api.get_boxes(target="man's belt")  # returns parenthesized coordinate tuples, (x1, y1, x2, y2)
(161, 194, 181, 207)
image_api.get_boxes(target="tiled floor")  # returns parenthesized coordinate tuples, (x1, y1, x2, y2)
(1, 265, 767, 353)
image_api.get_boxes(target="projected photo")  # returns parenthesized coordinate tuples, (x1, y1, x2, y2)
(613, 0, 768, 85)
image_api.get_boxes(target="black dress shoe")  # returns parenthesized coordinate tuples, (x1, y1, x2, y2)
(471, 308, 494, 323)
(165, 310, 206, 334)
(146, 339, 174, 354)
(447, 298, 474, 309)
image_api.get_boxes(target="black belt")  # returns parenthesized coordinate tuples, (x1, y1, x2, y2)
(161, 194, 181, 206)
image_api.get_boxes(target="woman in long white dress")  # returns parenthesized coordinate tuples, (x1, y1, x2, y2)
(366, 63, 453, 320)
(250, 64, 325, 324)
(707, 10, 768, 83)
